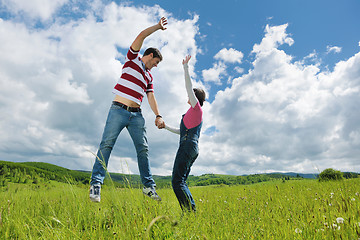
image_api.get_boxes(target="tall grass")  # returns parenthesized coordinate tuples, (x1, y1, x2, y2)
(0, 178, 359, 239)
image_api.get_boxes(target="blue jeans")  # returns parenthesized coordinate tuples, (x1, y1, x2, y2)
(90, 103, 156, 187)
(171, 118, 202, 212)
(172, 141, 198, 212)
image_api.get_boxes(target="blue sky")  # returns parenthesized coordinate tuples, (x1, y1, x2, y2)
(128, 0, 360, 101)
(0, 0, 360, 176)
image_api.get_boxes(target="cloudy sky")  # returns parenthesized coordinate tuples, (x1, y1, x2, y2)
(1, 0, 359, 176)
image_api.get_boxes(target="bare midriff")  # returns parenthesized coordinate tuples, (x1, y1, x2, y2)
(114, 95, 140, 108)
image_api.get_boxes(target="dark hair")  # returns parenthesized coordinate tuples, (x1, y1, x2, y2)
(143, 47, 163, 61)
(193, 88, 206, 106)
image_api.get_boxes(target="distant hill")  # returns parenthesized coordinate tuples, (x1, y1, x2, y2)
(269, 172, 319, 179)
(0, 160, 90, 185)
(0, 160, 358, 188)
(269, 171, 359, 179)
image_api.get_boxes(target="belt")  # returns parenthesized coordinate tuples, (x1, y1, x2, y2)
(112, 101, 141, 112)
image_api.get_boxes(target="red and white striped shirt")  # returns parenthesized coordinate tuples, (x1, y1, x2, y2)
(112, 47, 154, 105)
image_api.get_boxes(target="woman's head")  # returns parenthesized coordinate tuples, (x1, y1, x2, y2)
(193, 88, 206, 106)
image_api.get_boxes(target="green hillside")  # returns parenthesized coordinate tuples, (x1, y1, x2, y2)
(0, 160, 90, 186)
(1, 160, 358, 189)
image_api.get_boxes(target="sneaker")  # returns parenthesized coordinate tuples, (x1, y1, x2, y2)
(89, 184, 101, 202)
(142, 186, 161, 201)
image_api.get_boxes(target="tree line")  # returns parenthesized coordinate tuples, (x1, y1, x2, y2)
(0, 161, 89, 187)
(0, 161, 358, 188)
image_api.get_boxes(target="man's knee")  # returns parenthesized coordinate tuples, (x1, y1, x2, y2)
(100, 137, 117, 148)
(136, 144, 148, 157)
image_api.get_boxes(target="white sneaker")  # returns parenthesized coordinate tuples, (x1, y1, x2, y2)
(89, 184, 101, 202)
(142, 186, 161, 201)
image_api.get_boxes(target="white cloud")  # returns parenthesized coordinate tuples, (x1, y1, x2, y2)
(196, 24, 360, 175)
(201, 48, 243, 86)
(252, 24, 294, 54)
(303, 51, 318, 62)
(234, 66, 244, 74)
(326, 45, 342, 54)
(1, 0, 68, 21)
(202, 62, 227, 84)
(0, 1, 201, 175)
(214, 48, 244, 64)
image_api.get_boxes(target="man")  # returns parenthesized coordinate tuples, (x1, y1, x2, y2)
(89, 17, 167, 202)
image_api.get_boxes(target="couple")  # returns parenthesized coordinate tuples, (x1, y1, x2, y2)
(89, 17, 205, 212)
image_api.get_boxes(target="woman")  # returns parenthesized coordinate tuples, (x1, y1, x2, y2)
(164, 55, 206, 211)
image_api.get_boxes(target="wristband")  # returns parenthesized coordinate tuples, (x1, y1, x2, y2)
(156, 115, 162, 118)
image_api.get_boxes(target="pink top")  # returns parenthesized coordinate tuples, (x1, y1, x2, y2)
(164, 60, 204, 135)
(183, 102, 203, 129)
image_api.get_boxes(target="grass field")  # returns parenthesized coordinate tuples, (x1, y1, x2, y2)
(0, 178, 359, 239)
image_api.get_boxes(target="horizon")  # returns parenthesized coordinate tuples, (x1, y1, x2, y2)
(5, 160, 360, 178)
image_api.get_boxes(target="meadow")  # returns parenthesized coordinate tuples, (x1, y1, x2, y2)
(0, 178, 359, 239)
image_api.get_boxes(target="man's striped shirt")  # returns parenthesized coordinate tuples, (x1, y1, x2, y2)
(112, 47, 154, 105)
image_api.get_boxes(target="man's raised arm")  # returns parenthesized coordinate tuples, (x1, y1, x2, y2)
(131, 17, 167, 51)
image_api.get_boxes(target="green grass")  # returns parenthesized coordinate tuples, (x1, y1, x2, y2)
(1, 179, 359, 239)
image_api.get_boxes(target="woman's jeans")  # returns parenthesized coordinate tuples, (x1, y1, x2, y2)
(172, 119, 202, 212)
(90, 103, 156, 187)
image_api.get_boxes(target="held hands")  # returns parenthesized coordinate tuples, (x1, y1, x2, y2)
(155, 117, 165, 129)
(182, 55, 191, 65)
(158, 17, 168, 30)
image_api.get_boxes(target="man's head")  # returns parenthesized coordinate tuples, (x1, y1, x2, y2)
(142, 47, 162, 70)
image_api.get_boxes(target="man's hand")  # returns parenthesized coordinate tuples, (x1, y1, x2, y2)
(158, 17, 168, 30)
(155, 117, 165, 129)
(131, 17, 168, 51)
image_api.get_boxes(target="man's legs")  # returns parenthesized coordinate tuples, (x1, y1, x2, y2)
(127, 111, 156, 187)
(90, 104, 129, 185)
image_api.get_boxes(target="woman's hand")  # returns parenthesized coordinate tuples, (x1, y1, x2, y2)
(182, 55, 191, 65)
